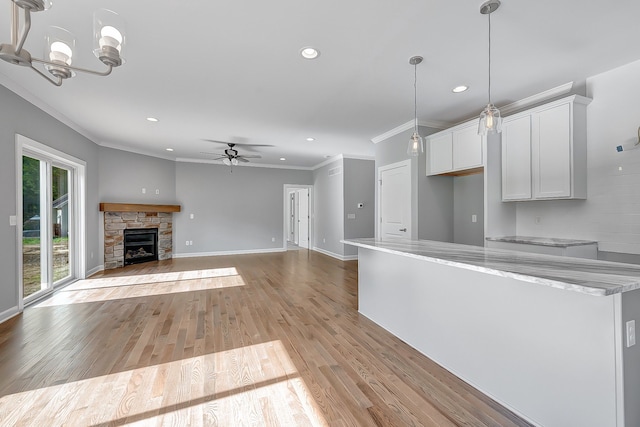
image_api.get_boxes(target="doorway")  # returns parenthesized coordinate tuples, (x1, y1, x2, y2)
(283, 185, 313, 251)
(378, 159, 412, 240)
(17, 135, 86, 307)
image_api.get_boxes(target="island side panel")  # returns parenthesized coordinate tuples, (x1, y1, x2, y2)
(622, 288, 640, 427)
(357, 247, 619, 427)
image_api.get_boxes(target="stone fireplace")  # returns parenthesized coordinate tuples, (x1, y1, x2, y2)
(100, 203, 181, 270)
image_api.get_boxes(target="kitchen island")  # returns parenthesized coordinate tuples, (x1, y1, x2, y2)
(342, 238, 640, 427)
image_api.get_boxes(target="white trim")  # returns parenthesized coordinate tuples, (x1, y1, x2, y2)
(16, 134, 87, 307)
(86, 265, 104, 278)
(312, 247, 357, 261)
(100, 141, 176, 162)
(0, 306, 20, 324)
(0, 76, 99, 144)
(500, 81, 574, 115)
(371, 119, 452, 144)
(173, 248, 286, 258)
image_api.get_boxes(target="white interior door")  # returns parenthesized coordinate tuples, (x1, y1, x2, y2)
(298, 189, 309, 248)
(379, 160, 411, 239)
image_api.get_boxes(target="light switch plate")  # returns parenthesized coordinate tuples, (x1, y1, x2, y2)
(9, 215, 16, 226)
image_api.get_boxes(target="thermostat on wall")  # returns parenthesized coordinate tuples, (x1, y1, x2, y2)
(357, 203, 364, 209)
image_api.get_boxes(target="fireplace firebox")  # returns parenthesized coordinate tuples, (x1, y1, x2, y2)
(123, 228, 158, 265)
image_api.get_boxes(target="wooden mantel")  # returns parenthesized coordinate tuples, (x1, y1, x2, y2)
(99, 203, 181, 213)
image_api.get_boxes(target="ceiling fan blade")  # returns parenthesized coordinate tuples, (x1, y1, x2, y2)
(199, 151, 226, 156)
(236, 157, 250, 163)
(202, 139, 274, 148)
(238, 154, 262, 159)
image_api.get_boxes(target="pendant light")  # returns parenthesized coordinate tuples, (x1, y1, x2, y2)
(478, 0, 502, 136)
(407, 56, 424, 156)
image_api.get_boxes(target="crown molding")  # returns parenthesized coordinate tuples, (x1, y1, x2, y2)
(371, 119, 452, 144)
(312, 154, 343, 170)
(0, 74, 100, 144)
(499, 81, 574, 115)
(99, 141, 176, 161)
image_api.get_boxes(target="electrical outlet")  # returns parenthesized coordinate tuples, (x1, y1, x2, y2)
(323, 238, 326, 243)
(471, 214, 477, 223)
(142, 188, 146, 194)
(271, 237, 275, 242)
(535, 216, 541, 224)
(186, 240, 190, 246)
(189, 213, 194, 219)
(155, 189, 160, 195)
(90, 252, 94, 259)
(627, 320, 636, 347)
(189, 240, 193, 246)
(347, 214, 356, 219)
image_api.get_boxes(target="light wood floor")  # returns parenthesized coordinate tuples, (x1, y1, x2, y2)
(0, 251, 533, 426)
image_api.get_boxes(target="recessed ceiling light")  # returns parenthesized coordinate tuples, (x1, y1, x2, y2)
(300, 47, 320, 59)
(146, 117, 159, 122)
(306, 137, 315, 142)
(280, 157, 286, 161)
(166, 148, 174, 152)
(452, 85, 468, 93)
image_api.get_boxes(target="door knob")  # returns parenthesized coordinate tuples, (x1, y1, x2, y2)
(399, 228, 407, 232)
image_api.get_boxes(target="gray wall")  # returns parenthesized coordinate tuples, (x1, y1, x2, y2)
(375, 126, 453, 242)
(174, 162, 312, 254)
(453, 174, 484, 246)
(343, 158, 375, 256)
(622, 288, 640, 427)
(0, 84, 101, 317)
(313, 159, 344, 257)
(98, 147, 176, 203)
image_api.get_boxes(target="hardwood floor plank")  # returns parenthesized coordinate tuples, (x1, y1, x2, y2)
(0, 251, 533, 426)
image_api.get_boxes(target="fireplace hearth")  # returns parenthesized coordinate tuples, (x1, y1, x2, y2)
(124, 228, 158, 265)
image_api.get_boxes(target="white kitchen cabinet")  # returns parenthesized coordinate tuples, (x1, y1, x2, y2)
(428, 132, 453, 175)
(501, 95, 590, 201)
(453, 124, 483, 170)
(427, 120, 483, 176)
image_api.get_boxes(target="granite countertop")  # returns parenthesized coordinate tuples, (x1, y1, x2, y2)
(342, 238, 640, 296)
(485, 235, 598, 248)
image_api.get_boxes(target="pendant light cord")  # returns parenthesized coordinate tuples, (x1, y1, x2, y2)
(414, 62, 418, 133)
(488, 9, 492, 105)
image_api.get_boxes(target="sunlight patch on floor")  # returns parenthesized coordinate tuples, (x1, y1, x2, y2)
(34, 272, 245, 307)
(66, 267, 241, 291)
(0, 340, 327, 426)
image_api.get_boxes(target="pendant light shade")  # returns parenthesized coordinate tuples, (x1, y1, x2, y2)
(478, 0, 502, 136)
(408, 55, 424, 156)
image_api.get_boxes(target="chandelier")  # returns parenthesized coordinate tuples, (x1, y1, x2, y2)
(0, 0, 125, 86)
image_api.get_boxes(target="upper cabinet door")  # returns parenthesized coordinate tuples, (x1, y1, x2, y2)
(502, 115, 532, 200)
(428, 133, 453, 175)
(532, 103, 571, 199)
(453, 125, 483, 170)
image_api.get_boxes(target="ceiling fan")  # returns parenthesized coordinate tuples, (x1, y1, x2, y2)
(200, 140, 271, 166)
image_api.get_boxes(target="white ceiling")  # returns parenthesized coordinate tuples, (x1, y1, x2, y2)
(1, 0, 639, 168)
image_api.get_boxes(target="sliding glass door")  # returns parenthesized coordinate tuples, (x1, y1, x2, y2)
(21, 151, 75, 303)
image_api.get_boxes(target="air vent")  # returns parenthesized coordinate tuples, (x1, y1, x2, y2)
(328, 166, 342, 177)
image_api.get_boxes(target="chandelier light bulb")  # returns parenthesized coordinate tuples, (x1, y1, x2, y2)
(223, 158, 231, 166)
(231, 158, 239, 166)
(99, 26, 123, 51)
(49, 41, 72, 65)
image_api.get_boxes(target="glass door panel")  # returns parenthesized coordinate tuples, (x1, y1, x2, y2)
(52, 166, 71, 283)
(22, 155, 46, 299)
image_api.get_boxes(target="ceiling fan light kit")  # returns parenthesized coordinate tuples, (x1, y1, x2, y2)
(0, 0, 125, 86)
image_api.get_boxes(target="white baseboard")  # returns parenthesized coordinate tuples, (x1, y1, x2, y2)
(173, 247, 286, 258)
(312, 247, 358, 261)
(86, 265, 104, 278)
(0, 306, 20, 324)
